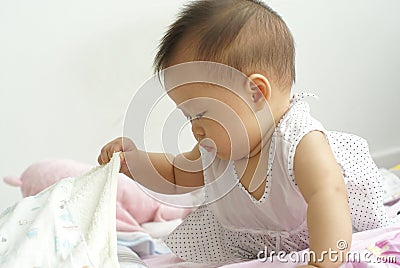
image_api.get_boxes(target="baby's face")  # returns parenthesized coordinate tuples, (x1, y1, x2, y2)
(167, 82, 264, 160)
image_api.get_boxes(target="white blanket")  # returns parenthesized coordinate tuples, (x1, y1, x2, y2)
(0, 153, 121, 267)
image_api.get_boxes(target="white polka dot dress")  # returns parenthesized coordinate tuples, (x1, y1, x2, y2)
(164, 93, 396, 265)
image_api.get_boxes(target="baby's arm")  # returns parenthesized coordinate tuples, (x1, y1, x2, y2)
(294, 131, 352, 268)
(98, 137, 204, 194)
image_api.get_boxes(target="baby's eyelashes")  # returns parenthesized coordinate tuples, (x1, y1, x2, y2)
(185, 111, 206, 121)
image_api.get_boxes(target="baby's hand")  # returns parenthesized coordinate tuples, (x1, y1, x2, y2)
(98, 137, 137, 177)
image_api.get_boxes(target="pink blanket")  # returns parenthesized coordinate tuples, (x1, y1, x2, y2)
(3, 158, 192, 232)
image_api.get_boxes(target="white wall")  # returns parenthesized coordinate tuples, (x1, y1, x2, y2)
(278, 0, 400, 167)
(1, 0, 399, 212)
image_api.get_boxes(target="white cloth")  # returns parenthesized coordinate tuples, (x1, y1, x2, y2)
(164, 93, 396, 265)
(0, 153, 121, 267)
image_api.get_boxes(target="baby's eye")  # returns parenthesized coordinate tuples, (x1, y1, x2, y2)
(184, 111, 206, 121)
(195, 112, 206, 120)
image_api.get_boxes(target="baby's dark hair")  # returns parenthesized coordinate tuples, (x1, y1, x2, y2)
(154, 0, 295, 90)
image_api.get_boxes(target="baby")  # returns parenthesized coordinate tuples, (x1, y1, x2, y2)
(98, 1, 396, 267)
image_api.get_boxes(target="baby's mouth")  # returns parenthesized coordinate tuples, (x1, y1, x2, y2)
(199, 137, 216, 153)
(200, 144, 214, 152)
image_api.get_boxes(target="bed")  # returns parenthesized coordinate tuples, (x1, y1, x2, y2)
(1, 154, 400, 267)
(140, 201, 400, 267)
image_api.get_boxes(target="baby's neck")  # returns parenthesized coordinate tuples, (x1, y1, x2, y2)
(271, 94, 291, 126)
(246, 96, 290, 159)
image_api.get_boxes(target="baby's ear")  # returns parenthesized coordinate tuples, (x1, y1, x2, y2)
(248, 74, 271, 109)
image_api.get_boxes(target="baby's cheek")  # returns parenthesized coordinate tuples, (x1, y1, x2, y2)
(222, 123, 251, 159)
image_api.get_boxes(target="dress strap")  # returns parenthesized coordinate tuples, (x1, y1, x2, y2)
(290, 92, 318, 105)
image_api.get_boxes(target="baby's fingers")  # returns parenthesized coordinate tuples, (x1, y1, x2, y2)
(107, 143, 124, 160)
(98, 154, 107, 165)
(98, 137, 126, 165)
(98, 147, 110, 165)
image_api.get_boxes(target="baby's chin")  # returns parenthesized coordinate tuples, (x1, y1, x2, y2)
(216, 149, 251, 161)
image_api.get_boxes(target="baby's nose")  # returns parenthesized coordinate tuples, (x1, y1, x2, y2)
(191, 123, 205, 141)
